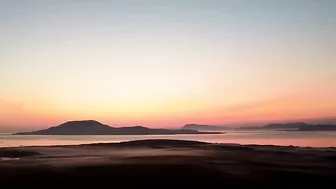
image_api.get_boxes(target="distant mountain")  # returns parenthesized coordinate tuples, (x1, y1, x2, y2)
(182, 124, 228, 131)
(236, 122, 336, 131)
(304, 117, 336, 125)
(263, 122, 310, 129)
(16, 120, 113, 135)
(236, 122, 308, 130)
(296, 125, 336, 131)
(14, 120, 221, 135)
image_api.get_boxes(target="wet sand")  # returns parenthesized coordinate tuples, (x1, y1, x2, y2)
(1, 139, 336, 188)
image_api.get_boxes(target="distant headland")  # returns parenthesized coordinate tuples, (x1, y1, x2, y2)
(14, 120, 222, 135)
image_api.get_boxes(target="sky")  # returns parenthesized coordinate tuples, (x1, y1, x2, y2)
(1, 0, 336, 131)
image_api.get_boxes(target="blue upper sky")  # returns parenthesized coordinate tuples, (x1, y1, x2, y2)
(1, 0, 335, 128)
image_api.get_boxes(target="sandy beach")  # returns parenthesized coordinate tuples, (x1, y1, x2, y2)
(1, 139, 335, 188)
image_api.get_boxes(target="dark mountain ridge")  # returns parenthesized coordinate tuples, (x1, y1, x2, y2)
(14, 120, 221, 135)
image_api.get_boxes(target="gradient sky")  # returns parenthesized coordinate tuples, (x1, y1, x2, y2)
(1, 0, 336, 131)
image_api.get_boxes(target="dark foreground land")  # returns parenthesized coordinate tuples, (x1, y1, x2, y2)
(1, 140, 336, 189)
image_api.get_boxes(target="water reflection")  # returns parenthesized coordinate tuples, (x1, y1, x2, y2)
(1, 131, 335, 147)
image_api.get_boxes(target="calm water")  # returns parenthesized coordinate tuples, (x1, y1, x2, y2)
(1, 130, 336, 148)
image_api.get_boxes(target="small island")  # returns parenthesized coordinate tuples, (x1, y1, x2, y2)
(14, 120, 222, 135)
(181, 124, 228, 131)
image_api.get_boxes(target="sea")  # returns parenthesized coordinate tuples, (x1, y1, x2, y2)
(1, 130, 336, 148)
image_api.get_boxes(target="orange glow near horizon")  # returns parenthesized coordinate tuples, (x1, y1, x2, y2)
(1, 77, 336, 130)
